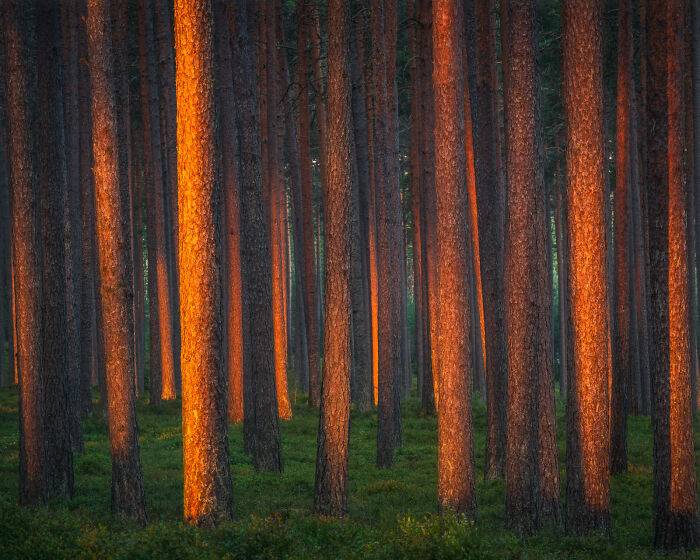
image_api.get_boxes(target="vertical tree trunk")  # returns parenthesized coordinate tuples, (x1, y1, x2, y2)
(563, 0, 611, 534)
(87, 0, 146, 524)
(432, 0, 476, 517)
(5, 0, 46, 505)
(36, 0, 74, 501)
(314, 0, 353, 516)
(503, 0, 561, 535)
(475, 0, 507, 481)
(138, 0, 177, 403)
(230, 0, 283, 472)
(611, 0, 633, 474)
(647, 0, 700, 549)
(174, 0, 234, 526)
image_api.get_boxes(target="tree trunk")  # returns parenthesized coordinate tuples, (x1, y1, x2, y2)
(230, 0, 283, 472)
(563, 0, 611, 534)
(314, 0, 353, 516)
(86, 0, 146, 523)
(173, 0, 234, 526)
(5, 0, 46, 505)
(475, 0, 507, 481)
(432, 0, 476, 518)
(647, 0, 700, 549)
(36, 0, 75, 501)
(502, 0, 560, 534)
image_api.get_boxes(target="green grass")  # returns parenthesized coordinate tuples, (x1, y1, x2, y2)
(0, 386, 698, 559)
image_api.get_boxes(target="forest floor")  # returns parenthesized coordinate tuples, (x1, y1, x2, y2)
(0, 386, 699, 559)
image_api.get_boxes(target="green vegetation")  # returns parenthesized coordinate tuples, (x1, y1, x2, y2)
(0, 387, 697, 559)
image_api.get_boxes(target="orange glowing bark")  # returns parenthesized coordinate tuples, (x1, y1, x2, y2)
(647, 0, 699, 549)
(563, 0, 611, 534)
(174, 0, 233, 526)
(432, 0, 476, 517)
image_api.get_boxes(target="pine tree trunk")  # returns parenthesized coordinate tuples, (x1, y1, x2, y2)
(5, 0, 46, 505)
(647, 0, 700, 549)
(475, 0, 507, 481)
(503, 0, 560, 534)
(174, 0, 234, 525)
(432, 0, 476, 518)
(230, 0, 283, 472)
(314, 0, 353, 516)
(563, 0, 611, 534)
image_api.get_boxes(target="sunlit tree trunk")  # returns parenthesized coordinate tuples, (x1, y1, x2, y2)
(5, 0, 46, 505)
(36, 0, 75, 501)
(138, 0, 176, 403)
(174, 0, 233, 525)
(432, 0, 476, 517)
(647, 0, 700, 549)
(503, 0, 560, 534)
(230, 0, 282, 472)
(214, 0, 245, 425)
(474, 0, 507, 481)
(314, 0, 353, 516)
(563, 0, 611, 534)
(0, 61, 8, 389)
(87, 0, 146, 524)
(611, 0, 633, 474)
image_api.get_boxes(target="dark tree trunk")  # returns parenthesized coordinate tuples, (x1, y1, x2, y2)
(647, 0, 700, 549)
(563, 0, 611, 535)
(230, 0, 283, 472)
(474, 0, 507, 481)
(87, 0, 146, 524)
(36, 0, 75, 501)
(314, 0, 353, 517)
(5, 0, 46, 505)
(173, 0, 234, 526)
(502, 0, 561, 535)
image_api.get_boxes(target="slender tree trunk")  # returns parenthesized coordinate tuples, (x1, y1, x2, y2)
(36, 0, 75, 501)
(5, 0, 46, 505)
(138, 0, 177, 403)
(174, 0, 234, 526)
(87, 0, 146, 524)
(432, 0, 476, 517)
(314, 0, 353, 516)
(563, 0, 611, 534)
(230, 0, 283, 472)
(555, 168, 569, 399)
(215, 0, 245, 425)
(647, 0, 700, 549)
(611, 0, 633, 474)
(475, 0, 507, 481)
(503, 0, 560, 534)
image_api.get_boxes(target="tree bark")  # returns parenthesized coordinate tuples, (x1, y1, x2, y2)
(314, 0, 353, 517)
(432, 0, 476, 518)
(647, 0, 700, 549)
(174, 0, 234, 525)
(563, 0, 611, 534)
(503, 0, 560, 534)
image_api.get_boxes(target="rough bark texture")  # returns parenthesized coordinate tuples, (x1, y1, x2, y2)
(563, 0, 611, 534)
(475, 0, 507, 481)
(611, 0, 633, 474)
(86, 0, 146, 524)
(314, 0, 353, 517)
(432, 0, 476, 517)
(173, 0, 233, 526)
(296, 0, 321, 409)
(230, 0, 282, 472)
(5, 0, 46, 505)
(503, 0, 560, 535)
(647, 0, 700, 549)
(215, 0, 245, 425)
(36, 0, 75, 501)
